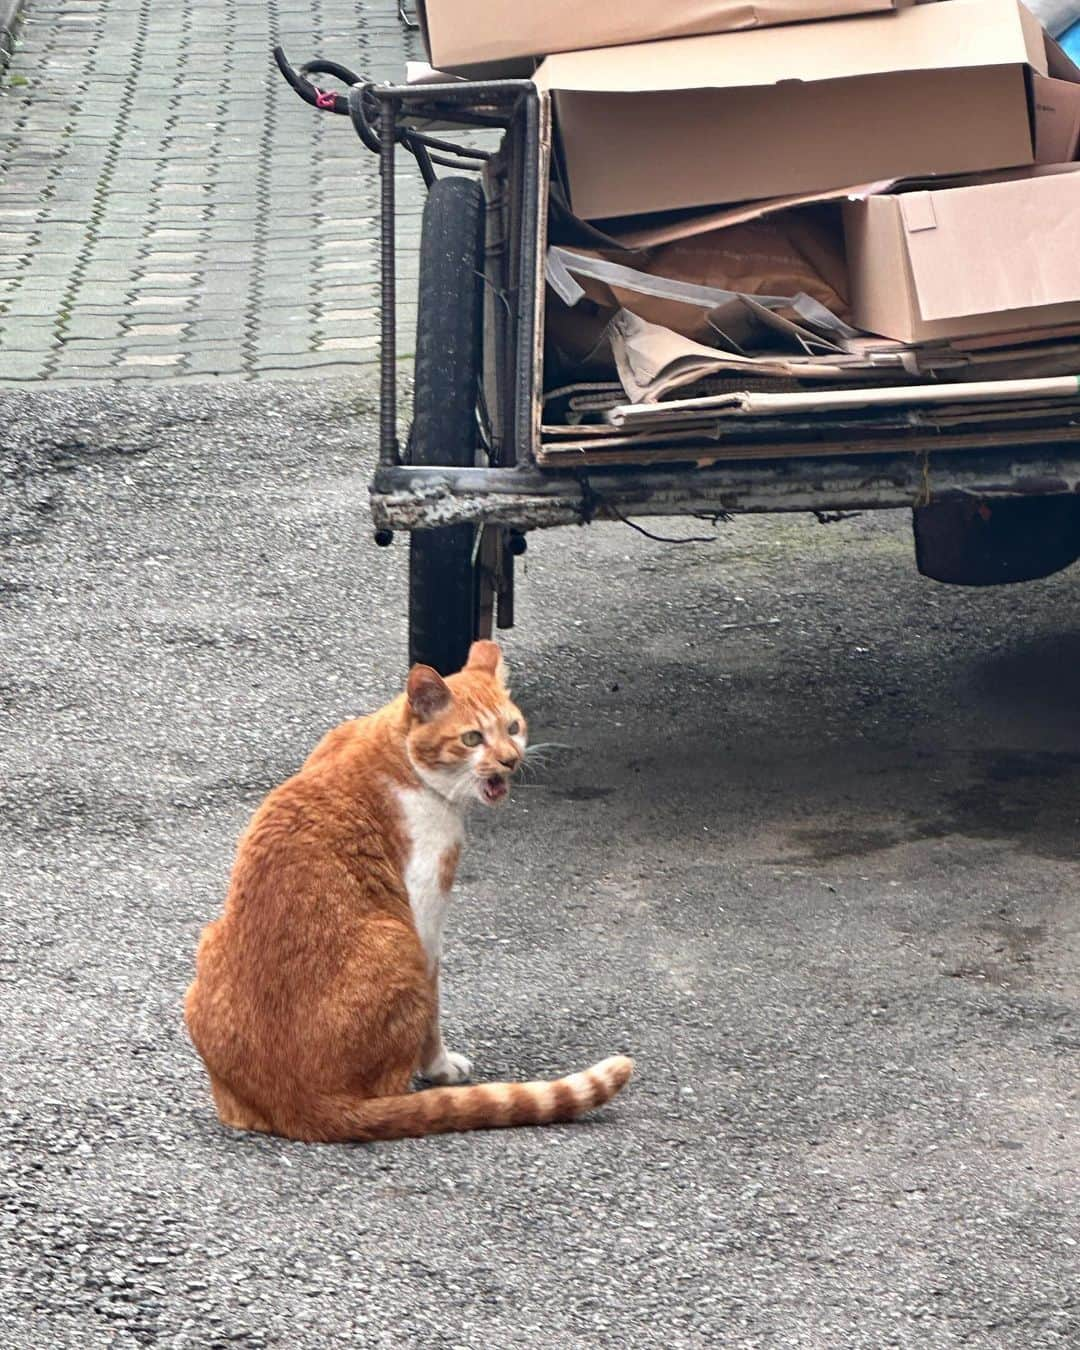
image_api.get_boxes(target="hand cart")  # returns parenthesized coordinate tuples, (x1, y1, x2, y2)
(276, 50, 1080, 675)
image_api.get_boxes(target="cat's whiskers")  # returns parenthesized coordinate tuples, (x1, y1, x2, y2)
(517, 741, 573, 784)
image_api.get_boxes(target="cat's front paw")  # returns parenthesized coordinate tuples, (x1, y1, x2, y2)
(420, 1050, 473, 1085)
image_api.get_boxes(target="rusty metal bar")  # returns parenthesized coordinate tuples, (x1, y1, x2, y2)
(378, 94, 400, 467)
(369, 449, 1080, 531)
(510, 87, 541, 468)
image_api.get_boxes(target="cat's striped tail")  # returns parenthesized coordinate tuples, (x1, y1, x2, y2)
(302, 1055, 634, 1143)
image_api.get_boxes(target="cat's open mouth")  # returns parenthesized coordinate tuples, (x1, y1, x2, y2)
(479, 775, 509, 805)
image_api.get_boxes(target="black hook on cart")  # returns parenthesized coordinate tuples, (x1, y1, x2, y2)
(273, 46, 492, 187)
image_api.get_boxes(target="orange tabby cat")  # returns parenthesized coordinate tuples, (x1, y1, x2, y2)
(184, 640, 633, 1142)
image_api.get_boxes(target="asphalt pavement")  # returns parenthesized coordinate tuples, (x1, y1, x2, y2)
(3, 376, 1080, 1348)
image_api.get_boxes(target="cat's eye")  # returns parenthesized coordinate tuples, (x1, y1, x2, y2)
(507, 720, 520, 736)
(461, 730, 483, 747)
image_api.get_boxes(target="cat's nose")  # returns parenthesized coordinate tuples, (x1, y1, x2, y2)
(499, 752, 520, 771)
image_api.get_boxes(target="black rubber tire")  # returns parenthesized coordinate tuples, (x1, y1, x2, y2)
(407, 177, 486, 675)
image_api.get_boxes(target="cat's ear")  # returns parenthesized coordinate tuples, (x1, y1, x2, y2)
(407, 665, 452, 722)
(466, 640, 508, 687)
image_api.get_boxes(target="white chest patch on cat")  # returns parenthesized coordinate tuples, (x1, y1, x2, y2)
(397, 785, 465, 968)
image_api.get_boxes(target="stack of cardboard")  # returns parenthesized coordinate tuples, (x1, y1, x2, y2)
(416, 1, 922, 79)
(419, 0, 1080, 459)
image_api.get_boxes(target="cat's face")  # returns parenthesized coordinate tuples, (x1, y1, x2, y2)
(406, 642, 527, 807)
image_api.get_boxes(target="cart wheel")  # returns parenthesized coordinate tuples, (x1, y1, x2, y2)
(408, 176, 487, 675)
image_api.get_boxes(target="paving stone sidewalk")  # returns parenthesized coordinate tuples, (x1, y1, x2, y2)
(0, 0, 424, 384)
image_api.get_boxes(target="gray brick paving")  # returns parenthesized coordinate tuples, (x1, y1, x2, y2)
(0, 0, 426, 384)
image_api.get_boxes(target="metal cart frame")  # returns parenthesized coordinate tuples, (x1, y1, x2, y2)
(364, 80, 1080, 532)
(275, 53, 1080, 667)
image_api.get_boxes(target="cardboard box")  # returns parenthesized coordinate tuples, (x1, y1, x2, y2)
(418, 0, 913, 80)
(1033, 69, 1080, 160)
(843, 165, 1080, 341)
(535, 0, 1068, 220)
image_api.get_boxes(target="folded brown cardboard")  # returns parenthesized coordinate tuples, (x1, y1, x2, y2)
(844, 164, 1080, 342)
(607, 310, 872, 404)
(547, 212, 850, 342)
(608, 181, 898, 250)
(535, 0, 1064, 220)
(1032, 70, 1080, 161)
(417, 0, 911, 80)
(607, 371, 1080, 428)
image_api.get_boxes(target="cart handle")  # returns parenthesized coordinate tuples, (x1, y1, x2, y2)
(273, 47, 357, 118)
(274, 47, 493, 183)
